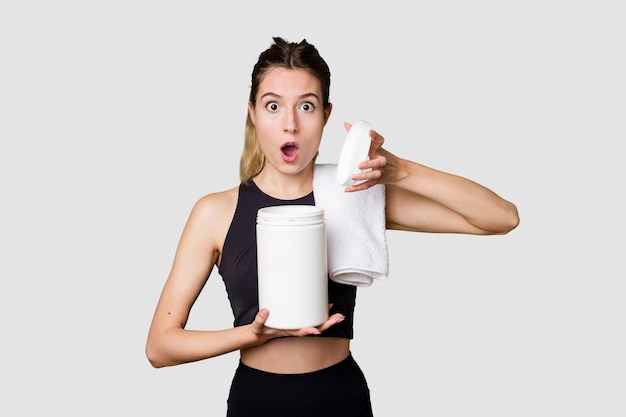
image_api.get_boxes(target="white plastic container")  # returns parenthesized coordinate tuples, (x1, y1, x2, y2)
(256, 205, 329, 329)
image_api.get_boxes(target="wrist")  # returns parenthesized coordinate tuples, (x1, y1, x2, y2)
(384, 151, 411, 186)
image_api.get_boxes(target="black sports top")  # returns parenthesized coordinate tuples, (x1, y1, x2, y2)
(218, 180, 356, 339)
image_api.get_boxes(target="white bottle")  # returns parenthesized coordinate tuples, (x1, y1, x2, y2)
(256, 205, 329, 329)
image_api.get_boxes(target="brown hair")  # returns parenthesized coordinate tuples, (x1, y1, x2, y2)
(239, 37, 331, 183)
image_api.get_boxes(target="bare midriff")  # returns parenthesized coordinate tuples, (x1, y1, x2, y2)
(240, 337, 350, 374)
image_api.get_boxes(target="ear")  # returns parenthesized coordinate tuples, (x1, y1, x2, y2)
(323, 103, 333, 125)
(248, 101, 256, 125)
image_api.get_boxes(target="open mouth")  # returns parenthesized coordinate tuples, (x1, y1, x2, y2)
(280, 142, 299, 162)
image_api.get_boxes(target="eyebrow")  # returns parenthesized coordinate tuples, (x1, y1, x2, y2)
(259, 92, 320, 101)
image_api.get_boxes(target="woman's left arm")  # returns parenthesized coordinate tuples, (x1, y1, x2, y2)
(344, 124, 520, 235)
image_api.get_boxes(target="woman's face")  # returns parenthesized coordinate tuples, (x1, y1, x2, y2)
(249, 67, 331, 176)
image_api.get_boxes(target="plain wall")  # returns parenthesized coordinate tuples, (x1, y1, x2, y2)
(1, 1, 624, 415)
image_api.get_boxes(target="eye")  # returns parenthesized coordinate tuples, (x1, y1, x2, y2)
(265, 101, 280, 112)
(300, 102, 316, 112)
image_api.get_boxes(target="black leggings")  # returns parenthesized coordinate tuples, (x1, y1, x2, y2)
(226, 352, 373, 417)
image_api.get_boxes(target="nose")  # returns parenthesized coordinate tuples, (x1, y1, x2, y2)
(283, 108, 298, 133)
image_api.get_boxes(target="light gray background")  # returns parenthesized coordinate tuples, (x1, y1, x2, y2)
(1, 1, 624, 416)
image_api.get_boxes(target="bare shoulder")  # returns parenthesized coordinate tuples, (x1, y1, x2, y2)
(191, 187, 239, 227)
(194, 186, 239, 214)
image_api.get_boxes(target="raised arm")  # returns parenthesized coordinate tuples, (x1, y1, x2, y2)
(343, 123, 519, 235)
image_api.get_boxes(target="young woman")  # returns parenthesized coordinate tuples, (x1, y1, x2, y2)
(146, 37, 519, 416)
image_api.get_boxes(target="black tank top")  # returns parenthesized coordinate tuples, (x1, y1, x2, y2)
(218, 180, 356, 339)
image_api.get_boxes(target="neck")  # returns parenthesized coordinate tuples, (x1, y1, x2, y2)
(253, 164, 314, 200)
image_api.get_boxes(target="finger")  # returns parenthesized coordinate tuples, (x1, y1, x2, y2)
(286, 326, 322, 337)
(344, 167, 384, 190)
(358, 153, 386, 168)
(371, 131, 384, 146)
(317, 313, 345, 331)
(344, 180, 378, 192)
(253, 308, 269, 328)
(368, 131, 385, 158)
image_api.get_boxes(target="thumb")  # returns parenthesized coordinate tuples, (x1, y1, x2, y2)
(368, 130, 384, 159)
(254, 308, 270, 327)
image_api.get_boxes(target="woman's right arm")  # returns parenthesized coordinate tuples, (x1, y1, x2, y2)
(145, 191, 261, 368)
(145, 190, 342, 368)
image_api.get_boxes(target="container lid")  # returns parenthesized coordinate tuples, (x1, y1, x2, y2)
(336, 119, 372, 186)
(257, 205, 325, 226)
